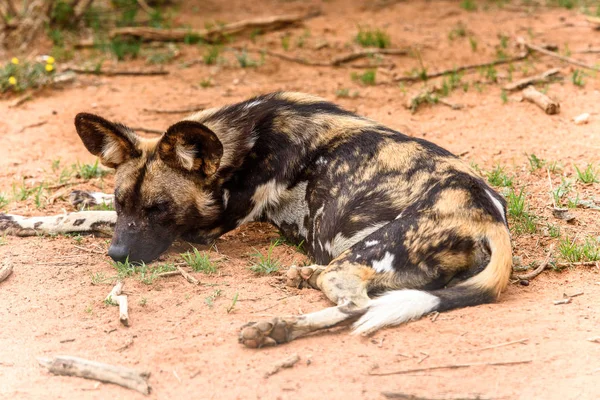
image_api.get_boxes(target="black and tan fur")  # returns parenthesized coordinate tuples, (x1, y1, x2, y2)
(0, 92, 512, 346)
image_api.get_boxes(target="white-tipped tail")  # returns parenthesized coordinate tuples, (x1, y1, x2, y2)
(352, 290, 440, 335)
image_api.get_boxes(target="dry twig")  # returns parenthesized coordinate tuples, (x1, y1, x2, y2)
(394, 53, 529, 83)
(38, 355, 150, 395)
(110, 11, 320, 42)
(522, 85, 560, 115)
(176, 266, 199, 285)
(369, 359, 532, 376)
(66, 68, 168, 76)
(503, 68, 561, 91)
(466, 338, 528, 353)
(106, 281, 129, 326)
(264, 353, 300, 378)
(520, 39, 600, 72)
(512, 245, 554, 281)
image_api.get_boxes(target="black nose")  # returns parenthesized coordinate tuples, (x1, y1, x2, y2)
(108, 244, 129, 263)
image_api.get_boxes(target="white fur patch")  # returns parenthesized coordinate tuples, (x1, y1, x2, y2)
(238, 179, 287, 225)
(353, 290, 440, 335)
(372, 251, 395, 273)
(222, 189, 230, 209)
(324, 222, 387, 258)
(315, 157, 328, 166)
(268, 181, 310, 238)
(101, 137, 125, 166)
(243, 99, 264, 109)
(365, 240, 379, 247)
(486, 189, 506, 223)
(175, 144, 196, 171)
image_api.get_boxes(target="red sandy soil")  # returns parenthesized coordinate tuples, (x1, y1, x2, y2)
(1, 1, 599, 399)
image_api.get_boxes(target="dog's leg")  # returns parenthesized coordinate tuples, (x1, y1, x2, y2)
(239, 256, 372, 348)
(285, 264, 326, 289)
(0, 211, 116, 236)
(69, 190, 115, 208)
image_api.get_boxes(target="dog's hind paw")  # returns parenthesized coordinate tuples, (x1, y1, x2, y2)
(239, 318, 294, 348)
(285, 265, 324, 289)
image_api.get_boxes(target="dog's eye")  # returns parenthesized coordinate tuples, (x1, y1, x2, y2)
(145, 202, 169, 214)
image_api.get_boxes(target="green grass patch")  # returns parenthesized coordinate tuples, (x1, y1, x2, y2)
(355, 27, 390, 49)
(558, 236, 600, 263)
(181, 248, 218, 274)
(506, 188, 537, 234)
(487, 166, 513, 187)
(250, 241, 281, 275)
(352, 69, 376, 86)
(574, 164, 598, 184)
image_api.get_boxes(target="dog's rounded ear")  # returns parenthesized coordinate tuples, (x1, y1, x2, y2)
(74, 113, 141, 168)
(158, 121, 223, 177)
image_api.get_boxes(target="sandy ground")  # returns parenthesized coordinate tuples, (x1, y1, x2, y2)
(1, 1, 600, 399)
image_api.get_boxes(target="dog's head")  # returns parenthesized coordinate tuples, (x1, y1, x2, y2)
(74, 113, 225, 263)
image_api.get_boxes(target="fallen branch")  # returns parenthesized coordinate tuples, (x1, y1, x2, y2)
(369, 359, 532, 376)
(575, 48, 600, 54)
(555, 261, 599, 268)
(66, 68, 168, 76)
(106, 281, 129, 327)
(143, 105, 206, 114)
(38, 355, 150, 395)
(110, 11, 320, 42)
(0, 262, 13, 284)
(512, 245, 554, 281)
(394, 53, 529, 83)
(522, 85, 560, 115)
(503, 68, 561, 91)
(264, 353, 300, 378)
(520, 39, 600, 72)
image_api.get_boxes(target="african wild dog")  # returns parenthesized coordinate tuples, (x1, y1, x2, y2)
(0, 92, 512, 347)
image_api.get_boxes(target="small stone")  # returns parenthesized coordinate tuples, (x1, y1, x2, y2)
(574, 113, 590, 125)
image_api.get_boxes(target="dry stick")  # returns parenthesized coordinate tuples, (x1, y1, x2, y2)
(38, 356, 150, 395)
(106, 281, 129, 327)
(556, 261, 599, 267)
(143, 106, 206, 114)
(136, 0, 155, 14)
(466, 338, 529, 353)
(252, 47, 410, 67)
(66, 67, 169, 76)
(369, 360, 532, 376)
(382, 393, 487, 400)
(512, 244, 554, 281)
(110, 11, 320, 42)
(575, 48, 600, 54)
(264, 353, 300, 378)
(503, 68, 561, 91)
(329, 48, 409, 66)
(0, 262, 14, 284)
(522, 40, 600, 72)
(176, 266, 199, 285)
(394, 53, 529, 83)
(18, 120, 47, 133)
(522, 85, 560, 115)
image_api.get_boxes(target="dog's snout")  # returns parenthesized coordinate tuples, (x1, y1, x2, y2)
(107, 244, 129, 263)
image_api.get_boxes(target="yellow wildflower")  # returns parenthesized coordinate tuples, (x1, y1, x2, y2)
(46, 56, 55, 64)
(8, 76, 17, 85)
(11, 57, 19, 65)
(45, 64, 54, 72)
